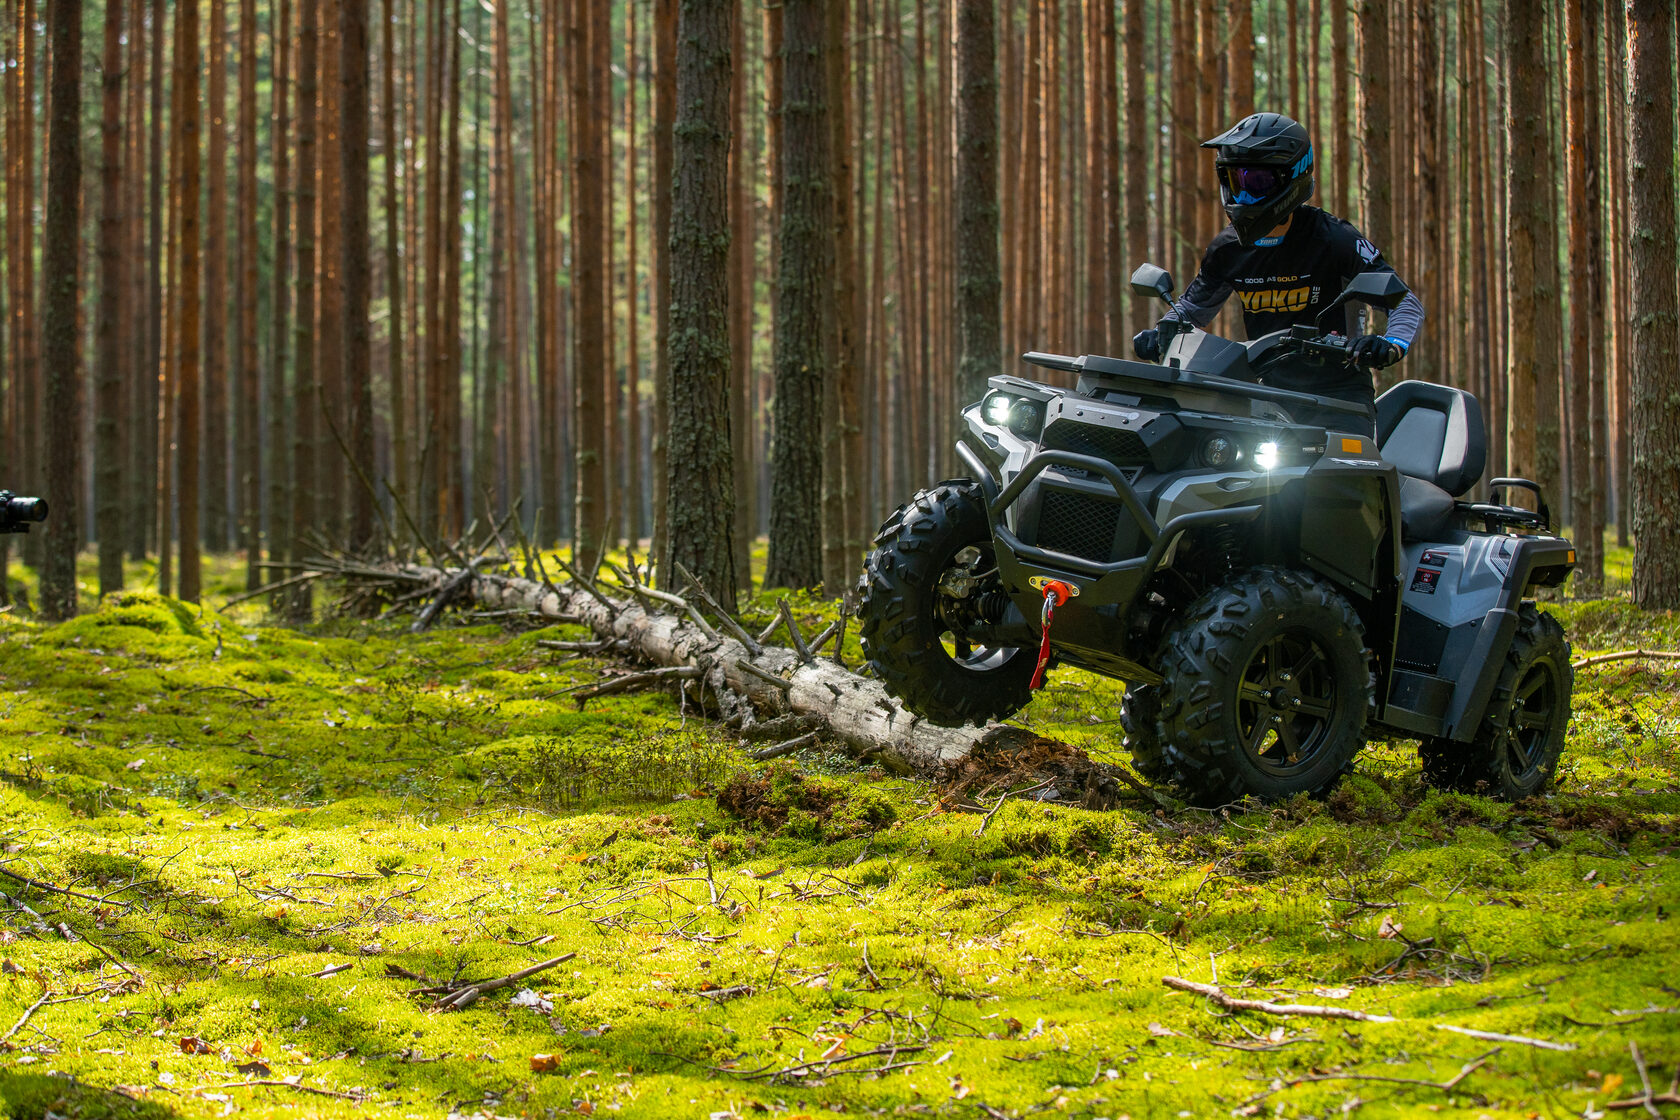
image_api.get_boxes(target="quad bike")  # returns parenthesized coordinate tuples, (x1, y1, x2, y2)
(858, 265, 1576, 805)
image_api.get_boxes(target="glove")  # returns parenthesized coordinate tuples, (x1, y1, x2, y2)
(1132, 328, 1163, 362)
(1350, 335, 1406, 368)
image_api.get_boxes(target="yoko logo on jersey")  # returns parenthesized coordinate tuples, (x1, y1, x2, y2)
(1238, 285, 1313, 313)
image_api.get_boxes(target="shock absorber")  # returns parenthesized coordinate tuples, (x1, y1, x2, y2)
(1212, 523, 1243, 575)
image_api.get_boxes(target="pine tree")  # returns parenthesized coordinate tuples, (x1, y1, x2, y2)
(39, 0, 81, 619)
(763, 0, 829, 590)
(956, 0, 999, 406)
(95, 0, 126, 596)
(1628, 0, 1680, 605)
(662, 0, 737, 607)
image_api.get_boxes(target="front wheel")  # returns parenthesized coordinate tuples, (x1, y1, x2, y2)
(1152, 568, 1373, 805)
(1418, 605, 1571, 800)
(858, 482, 1036, 727)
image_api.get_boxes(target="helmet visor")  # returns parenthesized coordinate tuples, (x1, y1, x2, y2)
(1219, 164, 1282, 205)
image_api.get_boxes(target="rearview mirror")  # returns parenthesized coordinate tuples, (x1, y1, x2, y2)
(1129, 263, 1175, 305)
(1315, 270, 1410, 329)
(1338, 270, 1409, 311)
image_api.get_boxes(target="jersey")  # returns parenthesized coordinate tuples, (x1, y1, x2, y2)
(1164, 205, 1426, 402)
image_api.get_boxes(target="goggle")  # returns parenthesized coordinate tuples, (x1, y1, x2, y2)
(1218, 164, 1282, 203)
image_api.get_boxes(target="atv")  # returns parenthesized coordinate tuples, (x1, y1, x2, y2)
(858, 265, 1576, 805)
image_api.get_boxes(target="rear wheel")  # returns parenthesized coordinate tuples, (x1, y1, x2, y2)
(1153, 568, 1372, 805)
(858, 482, 1035, 727)
(1418, 605, 1570, 800)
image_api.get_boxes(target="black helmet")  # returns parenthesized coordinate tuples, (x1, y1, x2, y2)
(1201, 113, 1315, 246)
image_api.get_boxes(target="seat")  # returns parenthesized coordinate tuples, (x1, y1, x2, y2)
(1376, 381, 1488, 541)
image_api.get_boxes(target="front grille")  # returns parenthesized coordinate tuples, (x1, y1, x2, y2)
(1040, 419, 1149, 464)
(1036, 490, 1121, 563)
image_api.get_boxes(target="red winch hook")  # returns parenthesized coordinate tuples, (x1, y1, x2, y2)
(1029, 580, 1075, 690)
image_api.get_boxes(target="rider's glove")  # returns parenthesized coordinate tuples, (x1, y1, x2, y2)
(1132, 328, 1163, 362)
(1350, 335, 1406, 368)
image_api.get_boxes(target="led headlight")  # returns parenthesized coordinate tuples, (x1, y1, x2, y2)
(982, 392, 1014, 427)
(1007, 400, 1045, 438)
(1253, 441, 1281, 471)
(1200, 434, 1239, 468)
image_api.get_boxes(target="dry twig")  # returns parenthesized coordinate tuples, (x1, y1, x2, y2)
(1162, 976, 1399, 1023)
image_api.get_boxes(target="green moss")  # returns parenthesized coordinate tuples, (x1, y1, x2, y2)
(0, 551, 1675, 1118)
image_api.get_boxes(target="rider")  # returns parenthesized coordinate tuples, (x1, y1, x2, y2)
(1133, 112, 1425, 436)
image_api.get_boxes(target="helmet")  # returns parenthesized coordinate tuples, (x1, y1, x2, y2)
(1201, 113, 1314, 246)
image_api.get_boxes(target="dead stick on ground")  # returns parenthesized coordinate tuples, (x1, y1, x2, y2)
(553, 556, 621, 616)
(219, 570, 325, 611)
(1627, 1040, 1664, 1119)
(1573, 649, 1680, 670)
(831, 596, 852, 666)
(435, 952, 578, 1011)
(306, 963, 353, 979)
(1161, 976, 1399, 1023)
(1273, 1048, 1498, 1095)
(0, 990, 53, 1044)
(752, 732, 818, 762)
(193, 1080, 366, 1101)
(975, 779, 1055, 837)
(0, 865, 132, 911)
(1433, 1023, 1574, 1051)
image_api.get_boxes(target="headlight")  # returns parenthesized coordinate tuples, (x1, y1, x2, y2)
(983, 392, 1014, 426)
(1253, 441, 1281, 471)
(1007, 400, 1044, 438)
(1200, 434, 1239, 468)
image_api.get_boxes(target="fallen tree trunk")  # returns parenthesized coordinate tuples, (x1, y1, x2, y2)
(309, 559, 1063, 777)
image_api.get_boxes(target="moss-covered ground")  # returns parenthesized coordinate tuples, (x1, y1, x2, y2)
(0, 545, 1677, 1119)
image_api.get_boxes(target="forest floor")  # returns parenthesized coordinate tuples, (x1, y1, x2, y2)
(0, 547, 1677, 1120)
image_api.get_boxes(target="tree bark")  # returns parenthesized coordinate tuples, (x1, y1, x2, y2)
(651, 0, 676, 566)
(764, 0, 830, 591)
(289, 0, 320, 620)
(204, 0, 229, 552)
(1628, 0, 1680, 606)
(570, 0, 607, 573)
(1504, 0, 1563, 519)
(238, 0, 261, 588)
(662, 0, 738, 609)
(267, 0, 293, 604)
(341, 0, 374, 549)
(95, 0, 126, 596)
(1566, 0, 1601, 593)
(38, 0, 80, 619)
(956, 0, 1000, 408)
(175, 0, 202, 603)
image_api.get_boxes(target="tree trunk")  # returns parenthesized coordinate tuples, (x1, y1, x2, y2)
(662, 0, 737, 608)
(1357, 0, 1390, 255)
(382, 0, 405, 523)
(238, 0, 260, 588)
(267, 0, 292, 604)
(1122, 0, 1145, 332)
(1628, 0, 1680, 606)
(1607, 0, 1632, 547)
(1504, 0, 1563, 520)
(1330, 0, 1350, 218)
(95, 0, 126, 596)
(651, 0, 676, 567)
(729, 0, 754, 589)
(570, 0, 607, 574)
(204, 0, 229, 553)
(289, 0, 319, 620)
(341, 0, 374, 549)
(174, 0, 202, 603)
(822, 0, 860, 597)
(38, 0, 80, 619)
(956, 0, 1000, 408)
(1230, 0, 1252, 113)
(1565, 0, 1601, 593)
(765, 0, 830, 591)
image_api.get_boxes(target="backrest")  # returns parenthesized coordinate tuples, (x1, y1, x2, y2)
(1374, 380, 1487, 497)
